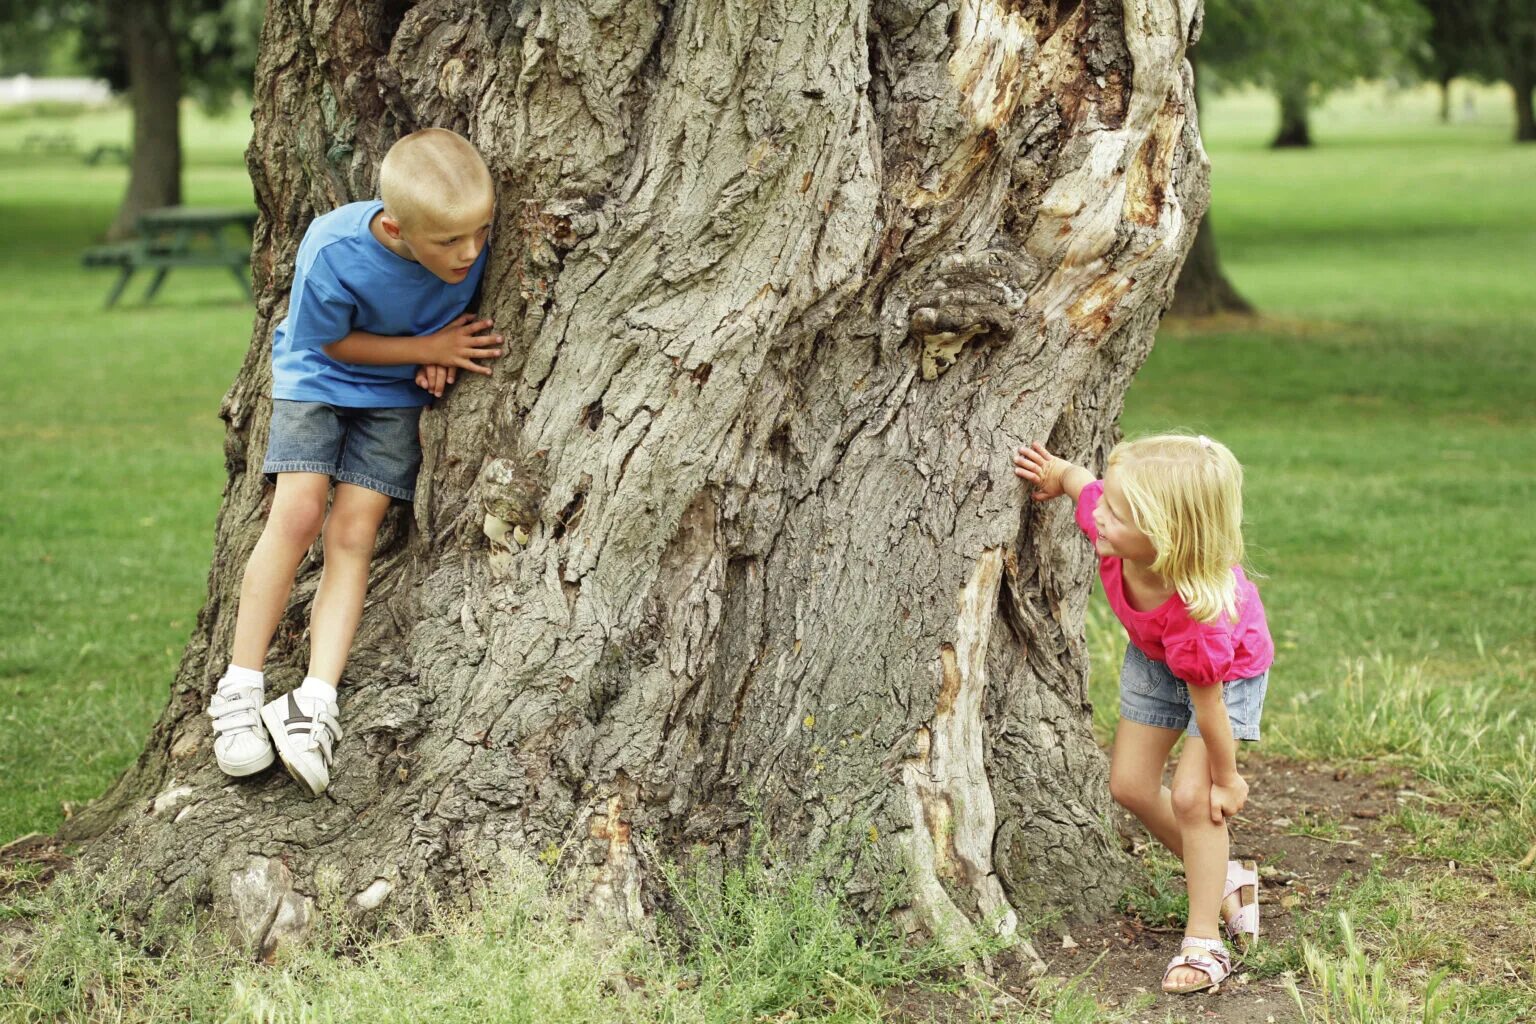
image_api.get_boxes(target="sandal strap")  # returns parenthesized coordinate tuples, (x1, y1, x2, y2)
(1164, 953, 1229, 985)
(1224, 859, 1258, 899)
(1179, 936, 1232, 965)
(1225, 903, 1259, 935)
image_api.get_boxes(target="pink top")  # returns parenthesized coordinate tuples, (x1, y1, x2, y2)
(1076, 480, 1274, 687)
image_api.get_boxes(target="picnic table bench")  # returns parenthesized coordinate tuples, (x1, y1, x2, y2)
(83, 143, 130, 165)
(82, 206, 257, 308)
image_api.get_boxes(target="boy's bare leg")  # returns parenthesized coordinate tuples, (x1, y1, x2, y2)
(229, 473, 331, 671)
(1108, 719, 1184, 857)
(1167, 737, 1229, 987)
(305, 483, 393, 685)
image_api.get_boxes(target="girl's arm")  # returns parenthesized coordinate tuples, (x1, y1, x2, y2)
(1188, 683, 1248, 822)
(1013, 442, 1095, 502)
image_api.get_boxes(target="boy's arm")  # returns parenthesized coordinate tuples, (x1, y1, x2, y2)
(1012, 442, 1094, 502)
(1187, 683, 1248, 823)
(322, 314, 503, 375)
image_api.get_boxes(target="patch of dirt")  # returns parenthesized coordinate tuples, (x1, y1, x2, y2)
(0, 832, 70, 899)
(1012, 756, 1427, 1023)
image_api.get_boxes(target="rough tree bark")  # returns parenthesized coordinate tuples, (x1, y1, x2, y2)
(105, 0, 183, 242)
(64, 0, 1210, 958)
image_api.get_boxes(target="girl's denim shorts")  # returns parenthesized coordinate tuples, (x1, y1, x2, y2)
(262, 400, 422, 501)
(1119, 644, 1268, 741)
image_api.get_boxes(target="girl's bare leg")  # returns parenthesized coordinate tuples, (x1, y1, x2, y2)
(1108, 719, 1184, 856)
(1167, 737, 1229, 989)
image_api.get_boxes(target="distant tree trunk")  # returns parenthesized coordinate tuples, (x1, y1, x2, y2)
(1169, 213, 1253, 317)
(1438, 73, 1453, 123)
(1513, 62, 1535, 142)
(106, 0, 182, 241)
(1171, 54, 1250, 317)
(1272, 81, 1313, 148)
(64, 0, 1209, 958)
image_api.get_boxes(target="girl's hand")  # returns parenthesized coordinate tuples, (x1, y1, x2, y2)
(1209, 774, 1250, 824)
(1013, 442, 1067, 500)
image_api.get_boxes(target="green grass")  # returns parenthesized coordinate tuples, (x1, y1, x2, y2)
(2, 83, 1535, 1020)
(0, 101, 254, 839)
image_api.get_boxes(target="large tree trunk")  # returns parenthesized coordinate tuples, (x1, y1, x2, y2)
(1271, 80, 1312, 149)
(64, 0, 1209, 958)
(106, 0, 182, 242)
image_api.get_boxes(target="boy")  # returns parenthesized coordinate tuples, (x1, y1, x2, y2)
(206, 128, 502, 796)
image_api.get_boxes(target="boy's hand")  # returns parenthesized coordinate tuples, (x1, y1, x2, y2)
(1013, 442, 1068, 500)
(415, 364, 458, 398)
(423, 313, 503, 376)
(1208, 774, 1250, 824)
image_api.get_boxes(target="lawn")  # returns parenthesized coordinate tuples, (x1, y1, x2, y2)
(1, 84, 1533, 1022)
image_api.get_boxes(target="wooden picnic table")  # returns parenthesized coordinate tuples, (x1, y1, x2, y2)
(83, 205, 258, 308)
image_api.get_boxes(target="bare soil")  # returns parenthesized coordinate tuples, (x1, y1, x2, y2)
(1025, 757, 1412, 1022)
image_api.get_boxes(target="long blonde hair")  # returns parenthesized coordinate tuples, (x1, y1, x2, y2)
(1106, 433, 1246, 624)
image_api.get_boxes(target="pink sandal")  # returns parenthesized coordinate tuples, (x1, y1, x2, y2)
(1161, 935, 1233, 994)
(1223, 859, 1260, 952)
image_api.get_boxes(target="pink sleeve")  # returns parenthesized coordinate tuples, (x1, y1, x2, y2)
(1075, 480, 1103, 542)
(1165, 631, 1236, 688)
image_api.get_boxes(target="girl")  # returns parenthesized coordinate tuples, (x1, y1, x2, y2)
(1013, 434, 1273, 995)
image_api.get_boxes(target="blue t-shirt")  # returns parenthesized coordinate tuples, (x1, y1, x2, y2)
(271, 200, 487, 408)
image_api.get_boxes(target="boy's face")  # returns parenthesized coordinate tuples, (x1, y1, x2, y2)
(390, 200, 494, 284)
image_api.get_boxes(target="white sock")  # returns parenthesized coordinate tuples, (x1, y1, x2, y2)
(298, 676, 338, 705)
(220, 664, 264, 692)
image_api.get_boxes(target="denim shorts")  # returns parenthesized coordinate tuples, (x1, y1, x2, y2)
(262, 400, 423, 501)
(1119, 644, 1268, 741)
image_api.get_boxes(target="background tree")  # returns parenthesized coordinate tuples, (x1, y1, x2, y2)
(1168, 53, 1252, 317)
(0, 0, 263, 238)
(1414, 0, 1536, 142)
(1201, 0, 1427, 148)
(1416, 0, 1485, 121)
(1170, 0, 1426, 317)
(1490, 0, 1536, 141)
(60, 0, 1209, 958)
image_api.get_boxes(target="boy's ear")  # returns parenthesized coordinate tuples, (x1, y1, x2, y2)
(379, 214, 403, 240)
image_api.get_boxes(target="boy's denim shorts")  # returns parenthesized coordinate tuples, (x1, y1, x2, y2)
(1119, 644, 1268, 741)
(262, 400, 422, 501)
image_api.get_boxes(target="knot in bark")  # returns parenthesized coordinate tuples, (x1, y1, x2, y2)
(909, 246, 1037, 380)
(475, 456, 545, 568)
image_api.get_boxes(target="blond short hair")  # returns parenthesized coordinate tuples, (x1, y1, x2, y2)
(1106, 433, 1247, 624)
(378, 128, 493, 231)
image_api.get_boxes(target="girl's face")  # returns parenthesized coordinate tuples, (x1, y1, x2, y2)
(1095, 470, 1158, 567)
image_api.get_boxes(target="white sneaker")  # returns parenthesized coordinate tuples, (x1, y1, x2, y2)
(260, 690, 343, 796)
(207, 681, 275, 776)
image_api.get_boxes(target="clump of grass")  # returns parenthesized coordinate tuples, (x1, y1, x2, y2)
(1113, 845, 1187, 930)
(5, 833, 1095, 1024)
(1286, 913, 1451, 1024)
(1270, 655, 1536, 864)
(1284, 872, 1536, 1023)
